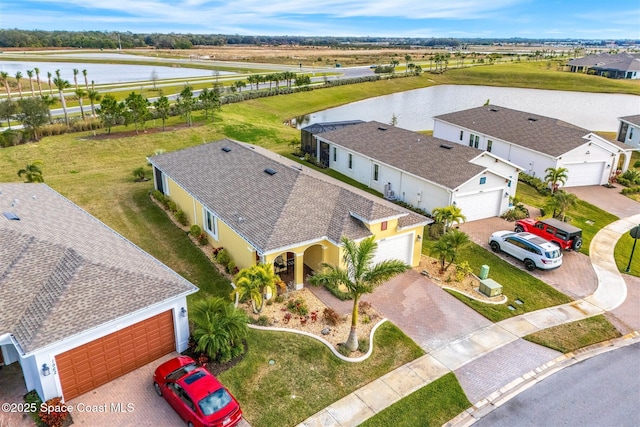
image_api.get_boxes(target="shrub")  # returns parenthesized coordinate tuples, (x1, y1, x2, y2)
(621, 186, 640, 194)
(174, 209, 188, 226)
(151, 190, 165, 203)
(215, 249, 230, 266)
(198, 233, 209, 246)
(255, 315, 270, 326)
(166, 199, 177, 212)
(226, 260, 236, 275)
(616, 177, 631, 187)
(190, 224, 202, 237)
(358, 338, 370, 353)
(287, 298, 309, 316)
(358, 300, 372, 314)
(455, 261, 473, 282)
(38, 397, 69, 427)
(620, 169, 640, 185)
(323, 307, 341, 326)
(519, 174, 551, 195)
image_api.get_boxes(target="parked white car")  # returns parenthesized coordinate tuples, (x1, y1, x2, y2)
(488, 231, 563, 271)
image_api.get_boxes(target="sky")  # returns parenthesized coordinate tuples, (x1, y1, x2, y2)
(3, 0, 640, 40)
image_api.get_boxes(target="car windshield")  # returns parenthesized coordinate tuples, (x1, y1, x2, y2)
(198, 388, 232, 416)
(545, 249, 561, 259)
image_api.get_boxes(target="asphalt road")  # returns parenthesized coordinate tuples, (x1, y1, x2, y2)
(474, 341, 640, 427)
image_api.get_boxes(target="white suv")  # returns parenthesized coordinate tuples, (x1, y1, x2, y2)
(488, 231, 563, 271)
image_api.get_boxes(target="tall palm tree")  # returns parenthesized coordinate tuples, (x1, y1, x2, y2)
(14, 72, 23, 98)
(26, 70, 35, 97)
(0, 71, 11, 99)
(40, 95, 56, 123)
(53, 70, 71, 126)
(404, 54, 411, 74)
(191, 297, 249, 363)
(544, 167, 569, 193)
(17, 160, 44, 183)
(82, 69, 89, 90)
(47, 71, 54, 95)
(309, 236, 409, 351)
(34, 67, 43, 96)
(231, 263, 279, 313)
(87, 89, 101, 118)
(432, 205, 466, 232)
(75, 88, 86, 120)
(432, 230, 470, 272)
(545, 190, 578, 222)
(72, 68, 79, 91)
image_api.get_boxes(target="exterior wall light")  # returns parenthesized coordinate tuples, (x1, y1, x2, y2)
(180, 307, 187, 317)
(42, 364, 51, 376)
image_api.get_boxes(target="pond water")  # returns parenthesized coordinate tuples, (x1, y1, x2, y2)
(299, 85, 640, 132)
(0, 60, 233, 85)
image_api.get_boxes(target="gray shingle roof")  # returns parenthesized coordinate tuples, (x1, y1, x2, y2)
(318, 121, 487, 189)
(0, 184, 197, 354)
(148, 140, 429, 254)
(434, 105, 623, 157)
(301, 120, 365, 134)
(569, 53, 640, 72)
(620, 114, 640, 127)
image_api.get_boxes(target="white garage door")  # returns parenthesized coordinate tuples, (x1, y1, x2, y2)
(455, 190, 502, 222)
(372, 233, 413, 265)
(564, 162, 606, 187)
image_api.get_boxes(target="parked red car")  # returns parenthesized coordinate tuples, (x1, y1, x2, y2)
(514, 218, 583, 251)
(153, 356, 243, 427)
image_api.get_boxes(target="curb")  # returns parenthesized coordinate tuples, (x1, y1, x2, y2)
(444, 331, 640, 426)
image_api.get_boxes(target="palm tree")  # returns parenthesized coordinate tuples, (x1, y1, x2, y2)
(231, 263, 279, 313)
(82, 69, 89, 90)
(87, 89, 101, 118)
(26, 70, 35, 97)
(309, 236, 409, 351)
(75, 88, 86, 120)
(72, 68, 79, 91)
(34, 67, 43, 96)
(432, 230, 470, 272)
(233, 80, 246, 93)
(545, 190, 578, 222)
(544, 167, 569, 193)
(0, 71, 11, 99)
(404, 54, 411, 74)
(47, 71, 54, 95)
(14, 72, 23, 98)
(432, 205, 466, 232)
(53, 70, 71, 125)
(191, 297, 249, 363)
(40, 95, 56, 123)
(17, 161, 44, 183)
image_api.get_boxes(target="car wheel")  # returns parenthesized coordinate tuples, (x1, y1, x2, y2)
(489, 241, 500, 252)
(572, 237, 583, 251)
(524, 259, 536, 271)
(153, 382, 162, 396)
(514, 225, 524, 233)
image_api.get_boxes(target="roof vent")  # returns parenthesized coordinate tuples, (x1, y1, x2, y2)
(3, 212, 19, 220)
(439, 144, 453, 149)
(377, 126, 387, 131)
(221, 146, 232, 152)
(489, 107, 499, 112)
(528, 118, 538, 123)
(264, 168, 277, 176)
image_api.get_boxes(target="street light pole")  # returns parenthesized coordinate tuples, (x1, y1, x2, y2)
(625, 224, 640, 273)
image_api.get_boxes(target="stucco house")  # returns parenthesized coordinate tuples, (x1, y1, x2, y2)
(148, 140, 430, 290)
(433, 105, 634, 187)
(567, 52, 640, 79)
(617, 114, 640, 148)
(0, 184, 197, 402)
(311, 121, 522, 222)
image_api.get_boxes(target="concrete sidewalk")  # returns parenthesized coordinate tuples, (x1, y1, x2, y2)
(298, 213, 640, 427)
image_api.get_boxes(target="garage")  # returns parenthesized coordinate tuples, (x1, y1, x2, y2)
(564, 162, 606, 187)
(455, 189, 502, 222)
(57, 310, 175, 400)
(372, 233, 413, 265)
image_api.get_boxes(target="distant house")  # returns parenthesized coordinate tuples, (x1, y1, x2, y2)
(301, 120, 364, 166)
(617, 114, 640, 148)
(567, 52, 640, 79)
(313, 121, 522, 222)
(0, 184, 197, 402)
(148, 140, 430, 289)
(433, 105, 634, 187)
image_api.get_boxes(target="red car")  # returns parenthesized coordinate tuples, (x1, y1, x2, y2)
(514, 218, 583, 251)
(153, 356, 243, 427)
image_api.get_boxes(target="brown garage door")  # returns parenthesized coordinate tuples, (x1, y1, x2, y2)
(57, 310, 175, 400)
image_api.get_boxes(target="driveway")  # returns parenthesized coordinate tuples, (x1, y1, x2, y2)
(568, 185, 640, 218)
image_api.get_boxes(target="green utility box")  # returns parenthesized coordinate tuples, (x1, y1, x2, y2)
(479, 265, 490, 280)
(479, 278, 503, 297)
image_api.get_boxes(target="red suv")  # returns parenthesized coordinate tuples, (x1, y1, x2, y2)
(514, 218, 583, 251)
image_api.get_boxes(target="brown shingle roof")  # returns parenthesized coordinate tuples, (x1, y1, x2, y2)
(0, 184, 197, 354)
(148, 140, 429, 254)
(318, 121, 487, 189)
(434, 105, 601, 157)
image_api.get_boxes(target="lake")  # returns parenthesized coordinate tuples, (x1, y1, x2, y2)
(300, 85, 640, 132)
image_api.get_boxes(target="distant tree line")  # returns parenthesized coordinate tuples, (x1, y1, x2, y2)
(2, 29, 634, 50)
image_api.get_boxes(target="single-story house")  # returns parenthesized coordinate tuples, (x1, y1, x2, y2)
(148, 140, 430, 289)
(433, 105, 635, 187)
(567, 52, 640, 79)
(0, 184, 197, 402)
(301, 120, 364, 165)
(617, 114, 640, 148)
(312, 121, 522, 222)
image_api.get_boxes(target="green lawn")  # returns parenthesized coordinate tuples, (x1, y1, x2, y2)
(615, 232, 640, 276)
(360, 372, 471, 427)
(218, 323, 424, 427)
(524, 315, 621, 353)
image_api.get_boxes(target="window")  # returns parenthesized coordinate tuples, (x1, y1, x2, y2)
(348, 153, 353, 169)
(459, 130, 464, 141)
(631, 128, 634, 139)
(469, 134, 474, 147)
(487, 140, 493, 152)
(333, 147, 337, 162)
(373, 164, 379, 181)
(381, 221, 387, 231)
(479, 177, 486, 185)
(474, 135, 479, 148)
(162, 173, 170, 196)
(507, 175, 512, 187)
(203, 208, 218, 239)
